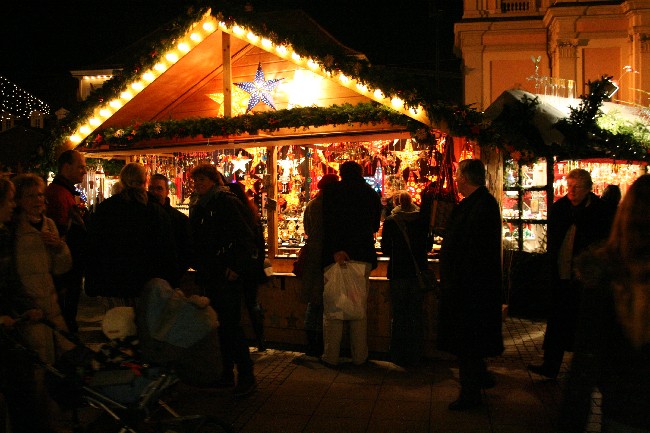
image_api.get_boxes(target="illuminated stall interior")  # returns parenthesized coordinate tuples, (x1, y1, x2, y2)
(79, 134, 466, 268)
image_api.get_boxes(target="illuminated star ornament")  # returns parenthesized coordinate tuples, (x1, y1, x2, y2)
(234, 63, 284, 113)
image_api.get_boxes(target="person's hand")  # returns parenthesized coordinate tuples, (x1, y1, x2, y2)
(41, 231, 64, 250)
(225, 268, 239, 281)
(24, 309, 43, 322)
(0, 315, 16, 328)
(333, 251, 350, 265)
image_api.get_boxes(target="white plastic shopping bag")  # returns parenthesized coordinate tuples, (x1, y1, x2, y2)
(323, 261, 368, 320)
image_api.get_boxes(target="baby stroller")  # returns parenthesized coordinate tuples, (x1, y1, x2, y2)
(4, 294, 231, 433)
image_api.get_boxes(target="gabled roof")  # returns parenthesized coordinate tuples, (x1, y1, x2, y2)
(57, 6, 480, 157)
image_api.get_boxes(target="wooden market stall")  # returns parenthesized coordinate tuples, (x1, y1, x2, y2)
(485, 85, 649, 316)
(53, 6, 483, 355)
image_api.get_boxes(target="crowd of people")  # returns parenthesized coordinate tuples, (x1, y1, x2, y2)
(1, 152, 648, 432)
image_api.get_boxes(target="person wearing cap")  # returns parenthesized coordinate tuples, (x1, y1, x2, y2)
(299, 173, 339, 360)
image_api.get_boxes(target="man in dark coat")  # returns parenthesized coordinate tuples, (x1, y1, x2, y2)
(528, 169, 613, 379)
(45, 149, 87, 333)
(437, 159, 504, 411)
(321, 161, 382, 366)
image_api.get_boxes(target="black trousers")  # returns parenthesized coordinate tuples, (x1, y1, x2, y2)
(54, 266, 84, 333)
(458, 356, 486, 399)
(542, 279, 582, 374)
(207, 279, 254, 380)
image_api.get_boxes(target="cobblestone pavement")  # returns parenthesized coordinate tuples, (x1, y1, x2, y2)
(58, 294, 602, 433)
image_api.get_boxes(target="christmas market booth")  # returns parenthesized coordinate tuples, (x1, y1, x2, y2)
(485, 79, 649, 316)
(51, 5, 484, 355)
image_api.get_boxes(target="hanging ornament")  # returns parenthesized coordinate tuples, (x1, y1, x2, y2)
(234, 63, 284, 113)
(394, 139, 420, 169)
(231, 151, 252, 174)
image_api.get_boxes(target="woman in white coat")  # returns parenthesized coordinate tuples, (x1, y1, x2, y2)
(12, 173, 75, 429)
(12, 173, 74, 363)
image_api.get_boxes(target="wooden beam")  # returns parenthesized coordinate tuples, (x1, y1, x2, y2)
(222, 32, 232, 118)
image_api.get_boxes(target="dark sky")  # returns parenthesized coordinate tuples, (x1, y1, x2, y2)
(0, 1, 462, 110)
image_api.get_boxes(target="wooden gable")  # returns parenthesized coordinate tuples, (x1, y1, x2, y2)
(70, 9, 427, 156)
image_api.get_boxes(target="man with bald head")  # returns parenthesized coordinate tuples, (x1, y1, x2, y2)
(46, 149, 87, 333)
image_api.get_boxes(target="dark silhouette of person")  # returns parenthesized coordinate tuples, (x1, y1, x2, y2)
(224, 179, 267, 352)
(321, 161, 381, 366)
(147, 173, 193, 288)
(437, 159, 503, 411)
(299, 173, 339, 360)
(559, 174, 650, 433)
(188, 164, 257, 397)
(601, 184, 622, 216)
(380, 190, 429, 367)
(84, 163, 177, 305)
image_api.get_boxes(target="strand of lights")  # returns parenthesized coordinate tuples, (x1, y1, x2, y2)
(69, 11, 218, 145)
(67, 9, 431, 145)
(1, 75, 51, 120)
(218, 21, 429, 124)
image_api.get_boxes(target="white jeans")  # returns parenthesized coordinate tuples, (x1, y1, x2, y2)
(321, 262, 371, 365)
(322, 316, 368, 365)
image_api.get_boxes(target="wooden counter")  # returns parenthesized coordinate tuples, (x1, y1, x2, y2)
(241, 257, 441, 357)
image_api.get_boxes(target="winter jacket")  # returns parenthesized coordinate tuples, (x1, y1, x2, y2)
(437, 186, 504, 358)
(0, 223, 35, 320)
(189, 186, 257, 286)
(85, 192, 177, 298)
(559, 249, 650, 432)
(380, 208, 428, 280)
(13, 214, 73, 362)
(45, 174, 87, 269)
(300, 193, 325, 304)
(322, 178, 382, 269)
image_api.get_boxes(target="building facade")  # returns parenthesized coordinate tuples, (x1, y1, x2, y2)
(455, 0, 650, 110)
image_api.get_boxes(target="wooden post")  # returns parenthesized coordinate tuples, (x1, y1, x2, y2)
(267, 146, 278, 259)
(222, 32, 232, 118)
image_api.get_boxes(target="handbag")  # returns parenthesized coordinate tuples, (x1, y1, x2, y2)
(292, 243, 308, 277)
(428, 136, 458, 236)
(393, 217, 439, 294)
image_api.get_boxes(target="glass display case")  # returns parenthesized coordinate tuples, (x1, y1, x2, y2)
(502, 157, 551, 253)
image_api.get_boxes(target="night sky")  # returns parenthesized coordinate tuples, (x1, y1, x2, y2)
(0, 1, 462, 110)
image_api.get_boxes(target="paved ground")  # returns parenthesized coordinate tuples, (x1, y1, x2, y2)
(56, 293, 602, 433)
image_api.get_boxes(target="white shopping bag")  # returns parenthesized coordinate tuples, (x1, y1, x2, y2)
(323, 261, 368, 320)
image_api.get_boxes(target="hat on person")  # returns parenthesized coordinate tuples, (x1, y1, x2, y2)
(317, 173, 339, 189)
(102, 307, 137, 340)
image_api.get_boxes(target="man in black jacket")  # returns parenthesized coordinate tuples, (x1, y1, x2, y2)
(528, 169, 614, 379)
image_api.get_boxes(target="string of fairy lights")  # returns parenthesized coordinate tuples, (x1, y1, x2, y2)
(0, 75, 51, 121)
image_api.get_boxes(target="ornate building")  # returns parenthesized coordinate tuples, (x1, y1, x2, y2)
(455, 0, 650, 110)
